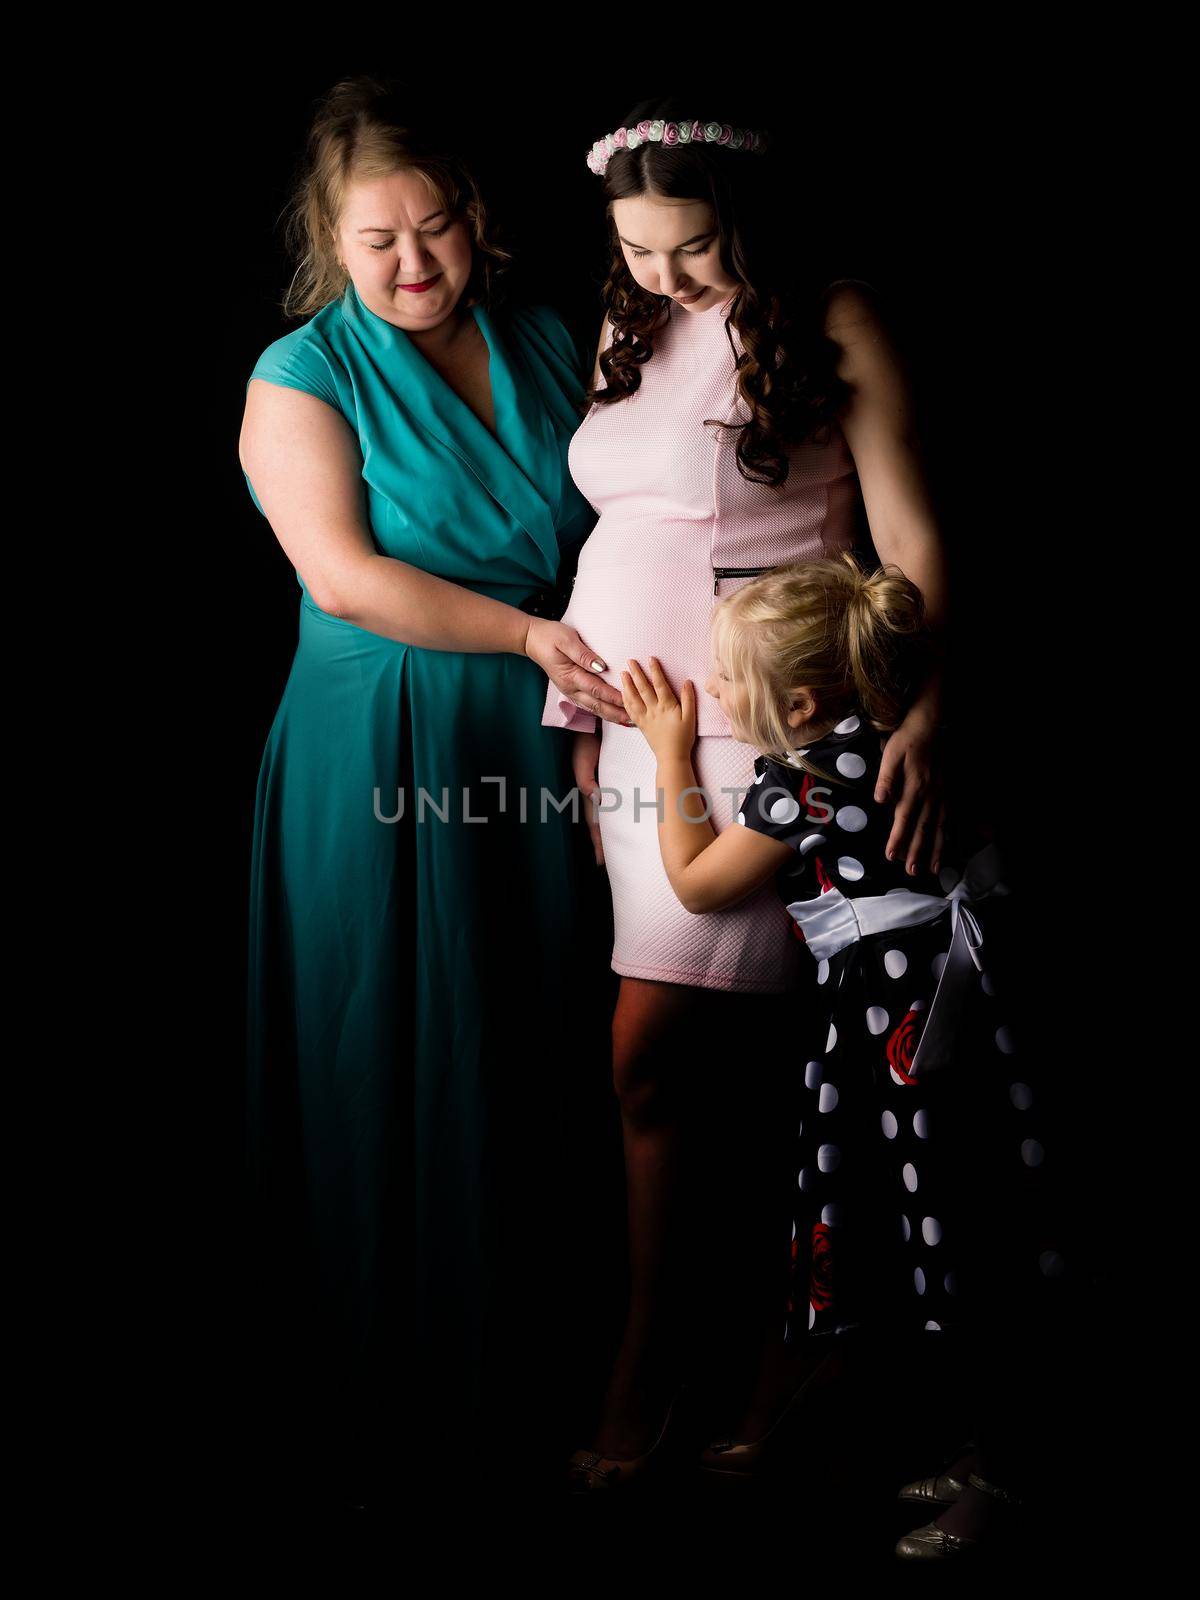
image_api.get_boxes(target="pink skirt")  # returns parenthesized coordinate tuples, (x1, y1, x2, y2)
(595, 726, 805, 992)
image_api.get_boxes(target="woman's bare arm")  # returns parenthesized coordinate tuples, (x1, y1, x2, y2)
(239, 380, 627, 724)
(823, 283, 951, 871)
(241, 379, 532, 652)
(824, 284, 949, 636)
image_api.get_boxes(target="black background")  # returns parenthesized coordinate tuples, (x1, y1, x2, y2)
(149, 42, 1131, 1527)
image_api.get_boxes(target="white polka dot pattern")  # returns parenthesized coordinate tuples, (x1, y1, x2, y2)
(767, 794, 801, 825)
(722, 686, 1067, 1343)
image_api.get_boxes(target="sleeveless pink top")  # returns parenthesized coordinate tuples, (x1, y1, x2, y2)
(541, 293, 860, 738)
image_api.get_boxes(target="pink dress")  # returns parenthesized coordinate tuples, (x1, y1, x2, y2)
(542, 293, 859, 991)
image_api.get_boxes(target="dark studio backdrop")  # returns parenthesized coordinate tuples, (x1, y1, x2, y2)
(158, 48, 1125, 1516)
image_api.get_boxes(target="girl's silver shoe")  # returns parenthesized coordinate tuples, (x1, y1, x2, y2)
(896, 1469, 967, 1508)
(895, 1522, 981, 1560)
(894, 1470, 1024, 1561)
(896, 1438, 978, 1507)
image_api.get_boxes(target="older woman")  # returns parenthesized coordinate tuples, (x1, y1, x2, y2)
(238, 77, 629, 1500)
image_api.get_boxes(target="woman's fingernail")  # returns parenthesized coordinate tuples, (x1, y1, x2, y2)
(885, 849, 893, 860)
(591, 659, 605, 671)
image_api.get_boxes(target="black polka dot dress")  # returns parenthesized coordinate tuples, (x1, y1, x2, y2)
(736, 709, 1068, 1347)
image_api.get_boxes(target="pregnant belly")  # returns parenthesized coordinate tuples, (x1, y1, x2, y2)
(562, 557, 733, 739)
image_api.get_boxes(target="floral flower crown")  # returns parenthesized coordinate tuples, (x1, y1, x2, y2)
(586, 119, 771, 176)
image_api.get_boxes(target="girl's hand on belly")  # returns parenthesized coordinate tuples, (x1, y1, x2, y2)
(620, 657, 697, 761)
(525, 618, 632, 726)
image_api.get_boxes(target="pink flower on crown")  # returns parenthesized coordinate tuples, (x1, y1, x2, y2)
(613, 126, 627, 149)
(636, 120, 653, 142)
(717, 124, 733, 145)
(691, 121, 706, 142)
(663, 121, 679, 146)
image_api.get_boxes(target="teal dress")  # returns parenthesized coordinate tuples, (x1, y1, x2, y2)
(243, 281, 598, 1482)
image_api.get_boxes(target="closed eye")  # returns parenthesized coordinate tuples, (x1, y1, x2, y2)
(630, 243, 711, 260)
(368, 224, 451, 251)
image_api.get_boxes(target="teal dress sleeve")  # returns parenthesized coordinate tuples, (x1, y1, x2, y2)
(244, 319, 354, 518)
(248, 323, 347, 410)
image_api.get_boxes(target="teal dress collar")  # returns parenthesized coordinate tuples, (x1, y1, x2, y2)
(339, 281, 562, 578)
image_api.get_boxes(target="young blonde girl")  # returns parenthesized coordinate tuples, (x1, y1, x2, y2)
(620, 552, 1069, 1560)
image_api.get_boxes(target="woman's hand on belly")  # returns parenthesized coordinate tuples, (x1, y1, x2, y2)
(571, 730, 605, 866)
(524, 618, 632, 727)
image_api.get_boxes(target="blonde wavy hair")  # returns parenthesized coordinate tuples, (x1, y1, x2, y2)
(712, 552, 933, 781)
(280, 75, 513, 320)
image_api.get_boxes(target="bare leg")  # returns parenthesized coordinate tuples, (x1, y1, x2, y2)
(692, 987, 840, 1438)
(588, 975, 699, 1458)
(589, 982, 814, 1456)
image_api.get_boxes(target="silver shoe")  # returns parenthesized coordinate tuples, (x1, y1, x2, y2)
(894, 1470, 1024, 1562)
(896, 1469, 968, 1509)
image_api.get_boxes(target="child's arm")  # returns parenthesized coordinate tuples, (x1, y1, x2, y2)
(621, 657, 794, 914)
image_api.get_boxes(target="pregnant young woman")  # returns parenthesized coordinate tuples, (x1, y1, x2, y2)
(543, 99, 950, 1485)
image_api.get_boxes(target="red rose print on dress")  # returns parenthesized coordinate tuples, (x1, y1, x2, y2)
(886, 1008, 926, 1086)
(799, 771, 822, 821)
(810, 1222, 834, 1311)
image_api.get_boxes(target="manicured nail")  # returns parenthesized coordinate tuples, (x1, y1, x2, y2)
(591, 659, 605, 671)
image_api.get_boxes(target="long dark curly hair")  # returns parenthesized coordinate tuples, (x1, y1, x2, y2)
(588, 96, 854, 488)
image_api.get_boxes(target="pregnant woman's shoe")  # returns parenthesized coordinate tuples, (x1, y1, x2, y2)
(566, 1391, 685, 1491)
(697, 1349, 844, 1480)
